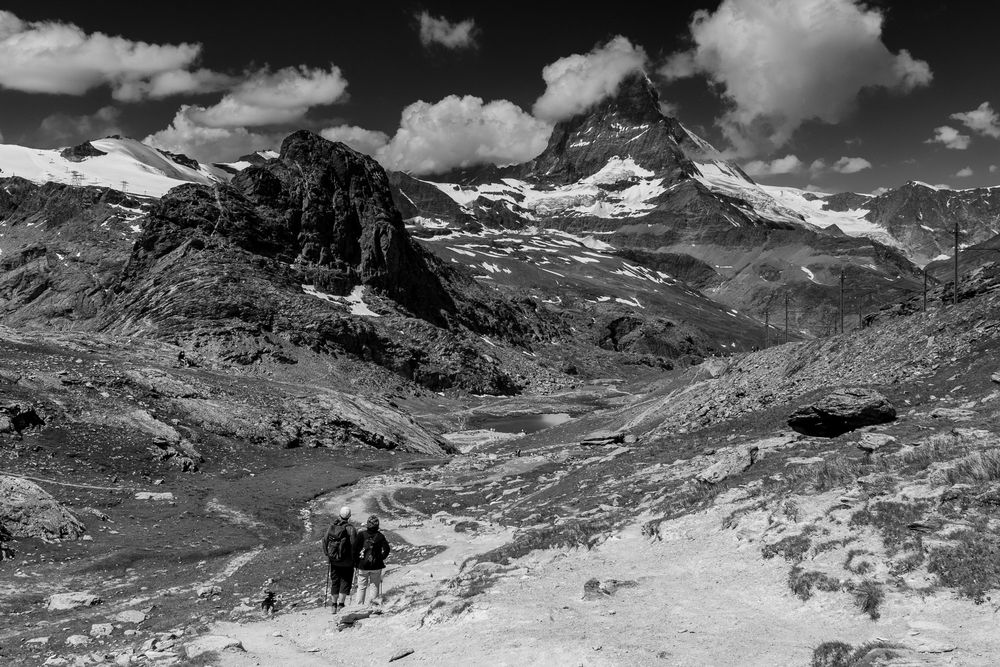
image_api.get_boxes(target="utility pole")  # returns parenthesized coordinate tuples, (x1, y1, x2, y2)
(764, 307, 769, 348)
(839, 269, 845, 333)
(784, 293, 789, 344)
(953, 220, 960, 306)
(923, 267, 928, 312)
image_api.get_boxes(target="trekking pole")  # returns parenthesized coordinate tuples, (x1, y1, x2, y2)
(323, 563, 331, 607)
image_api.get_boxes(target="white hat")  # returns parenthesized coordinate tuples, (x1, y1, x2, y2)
(339, 506, 351, 519)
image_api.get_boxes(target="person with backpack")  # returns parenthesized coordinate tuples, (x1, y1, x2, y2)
(354, 515, 391, 605)
(322, 506, 358, 614)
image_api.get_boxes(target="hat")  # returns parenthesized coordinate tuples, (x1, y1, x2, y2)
(339, 506, 351, 519)
(366, 516, 380, 528)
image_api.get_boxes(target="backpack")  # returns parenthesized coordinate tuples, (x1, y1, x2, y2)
(360, 532, 376, 566)
(324, 523, 352, 562)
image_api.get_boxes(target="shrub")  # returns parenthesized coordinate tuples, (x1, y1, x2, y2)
(852, 579, 884, 620)
(811, 640, 904, 667)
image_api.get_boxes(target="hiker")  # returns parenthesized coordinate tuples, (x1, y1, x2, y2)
(323, 506, 358, 614)
(354, 515, 391, 605)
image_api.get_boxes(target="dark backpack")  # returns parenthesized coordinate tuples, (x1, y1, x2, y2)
(324, 523, 352, 562)
(360, 532, 376, 566)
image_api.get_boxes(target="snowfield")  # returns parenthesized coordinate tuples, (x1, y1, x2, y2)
(0, 138, 225, 197)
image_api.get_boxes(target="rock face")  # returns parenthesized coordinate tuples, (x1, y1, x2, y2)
(787, 388, 896, 437)
(0, 475, 85, 540)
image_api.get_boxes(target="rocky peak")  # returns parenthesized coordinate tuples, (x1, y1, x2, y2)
(525, 72, 697, 184)
(126, 131, 457, 324)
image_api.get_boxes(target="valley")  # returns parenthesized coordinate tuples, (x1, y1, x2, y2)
(3, 73, 1000, 667)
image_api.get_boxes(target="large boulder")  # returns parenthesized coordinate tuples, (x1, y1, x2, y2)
(788, 388, 896, 437)
(0, 475, 85, 540)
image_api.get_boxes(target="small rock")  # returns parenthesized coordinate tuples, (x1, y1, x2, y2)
(65, 634, 90, 647)
(696, 445, 759, 484)
(389, 648, 415, 662)
(912, 638, 957, 654)
(114, 610, 147, 624)
(47, 592, 101, 610)
(43, 658, 69, 666)
(90, 623, 113, 637)
(185, 634, 245, 659)
(197, 585, 222, 598)
(991, 372, 1000, 384)
(25, 636, 49, 645)
(930, 407, 976, 421)
(134, 492, 174, 501)
(858, 433, 896, 453)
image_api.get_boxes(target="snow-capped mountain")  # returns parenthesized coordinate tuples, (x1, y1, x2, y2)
(389, 73, 926, 334)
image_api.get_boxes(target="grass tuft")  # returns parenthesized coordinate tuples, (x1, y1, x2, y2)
(851, 579, 884, 620)
(788, 566, 842, 600)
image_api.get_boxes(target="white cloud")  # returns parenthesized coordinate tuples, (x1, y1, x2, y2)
(376, 95, 551, 174)
(742, 154, 804, 176)
(533, 36, 648, 122)
(188, 65, 348, 128)
(871, 186, 890, 196)
(0, 128, 4, 143)
(0, 10, 224, 100)
(832, 156, 872, 174)
(416, 11, 477, 50)
(660, 0, 932, 155)
(926, 125, 970, 150)
(319, 125, 390, 156)
(144, 106, 278, 162)
(38, 106, 122, 146)
(955, 166, 973, 178)
(950, 101, 1000, 138)
(808, 158, 827, 175)
(114, 68, 234, 102)
(990, 165, 998, 174)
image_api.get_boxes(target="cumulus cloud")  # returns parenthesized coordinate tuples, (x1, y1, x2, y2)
(533, 36, 648, 122)
(38, 106, 123, 146)
(955, 166, 974, 178)
(832, 156, 872, 174)
(416, 11, 477, 50)
(0, 10, 226, 100)
(187, 65, 348, 128)
(926, 125, 970, 150)
(742, 154, 804, 177)
(991, 165, 998, 174)
(144, 106, 279, 162)
(319, 125, 390, 156)
(950, 101, 1000, 138)
(376, 95, 551, 174)
(660, 0, 933, 155)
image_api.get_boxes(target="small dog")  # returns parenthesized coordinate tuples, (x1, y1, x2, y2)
(259, 590, 277, 615)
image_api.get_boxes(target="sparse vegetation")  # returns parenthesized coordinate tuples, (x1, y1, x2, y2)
(849, 500, 928, 556)
(851, 579, 884, 620)
(942, 448, 1000, 486)
(927, 530, 1000, 603)
(762, 533, 812, 562)
(788, 566, 842, 600)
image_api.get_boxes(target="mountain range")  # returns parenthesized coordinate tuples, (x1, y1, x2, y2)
(2, 74, 999, 373)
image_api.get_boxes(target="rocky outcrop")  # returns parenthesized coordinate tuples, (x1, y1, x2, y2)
(59, 142, 107, 162)
(787, 388, 896, 437)
(0, 476, 86, 540)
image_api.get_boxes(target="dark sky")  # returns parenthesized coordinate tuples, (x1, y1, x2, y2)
(1, 0, 997, 192)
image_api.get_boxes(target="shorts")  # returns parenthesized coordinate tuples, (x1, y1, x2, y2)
(330, 564, 354, 596)
(357, 568, 383, 587)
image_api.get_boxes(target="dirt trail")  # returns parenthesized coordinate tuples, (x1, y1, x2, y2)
(211, 476, 1000, 666)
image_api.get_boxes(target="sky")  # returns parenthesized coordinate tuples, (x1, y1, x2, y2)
(0, 0, 997, 193)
